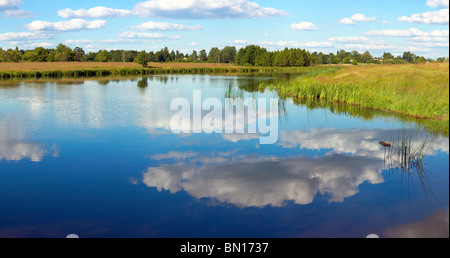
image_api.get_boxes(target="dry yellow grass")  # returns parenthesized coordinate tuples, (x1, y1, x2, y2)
(0, 62, 244, 72)
(0, 62, 141, 72)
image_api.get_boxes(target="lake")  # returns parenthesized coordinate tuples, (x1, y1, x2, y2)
(0, 74, 448, 238)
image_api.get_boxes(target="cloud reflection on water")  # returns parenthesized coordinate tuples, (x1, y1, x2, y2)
(143, 152, 384, 207)
(0, 116, 58, 162)
(142, 127, 448, 208)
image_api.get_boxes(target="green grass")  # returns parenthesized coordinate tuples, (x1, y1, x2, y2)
(0, 66, 331, 79)
(268, 63, 449, 133)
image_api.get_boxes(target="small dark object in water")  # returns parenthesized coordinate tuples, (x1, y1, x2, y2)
(379, 141, 392, 148)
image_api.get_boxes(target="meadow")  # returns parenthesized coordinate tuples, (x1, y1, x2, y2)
(268, 63, 449, 133)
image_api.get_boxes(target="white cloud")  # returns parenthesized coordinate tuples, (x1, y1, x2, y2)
(365, 28, 449, 37)
(409, 36, 449, 42)
(187, 42, 198, 47)
(398, 9, 449, 25)
(64, 39, 93, 45)
(411, 42, 449, 48)
(117, 31, 182, 40)
(0, 31, 53, 41)
(2, 9, 34, 18)
(329, 37, 373, 43)
(382, 20, 393, 24)
(0, 0, 22, 10)
(404, 46, 432, 52)
(131, 21, 203, 31)
(340, 13, 376, 24)
(58, 6, 132, 18)
(0, 0, 35, 19)
(24, 19, 107, 32)
(426, 0, 449, 8)
(290, 22, 318, 31)
(232, 39, 249, 45)
(133, 0, 288, 19)
(258, 40, 333, 48)
(344, 43, 398, 50)
(340, 17, 356, 25)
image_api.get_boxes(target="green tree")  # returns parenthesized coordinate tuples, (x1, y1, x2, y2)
(415, 56, 427, 64)
(382, 52, 394, 63)
(169, 50, 176, 62)
(343, 56, 352, 64)
(95, 50, 111, 62)
(23, 50, 39, 62)
(2, 47, 23, 62)
(55, 44, 75, 62)
(190, 50, 198, 62)
(73, 47, 85, 62)
(208, 47, 221, 63)
(134, 51, 149, 67)
(351, 51, 361, 63)
(199, 50, 208, 62)
(220, 46, 237, 63)
(402, 51, 416, 63)
(361, 51, 374, 63)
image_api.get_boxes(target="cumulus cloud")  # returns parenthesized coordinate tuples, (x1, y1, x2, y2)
(426, 0, 449, 8)
(365, 28, 449, 37)
(232, 39, 249, 45)
(257, 40, 333, 48)
(24, 19, 107, 32)
(398, 9, 449, 25)
(58, 6, 132, 18)
(63, 39, 93, 45)
(290, 22, 319, 31)
(345, 43, 398, 50)
(0, 0, 22, 10)
(411, 42, 449, 48)
(409, 36, 449, 42)
(0, 31, 53, 41)
(340, 13, 376, 24)
(329, 37, 374, 43)
(19, 42, 53, 49)
(0, 0, 35, 19)
(117, 31, 182, 39)
(132, 0, 288, 19)
(131, 21, 204, 31)
(2, 9, 34, 18)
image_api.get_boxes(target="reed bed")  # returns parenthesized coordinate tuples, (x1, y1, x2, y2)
(0, 65, 330, 79)
(268, 63, 449, 133)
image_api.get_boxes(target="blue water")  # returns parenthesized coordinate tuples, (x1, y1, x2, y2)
(0, 75, 448, 238)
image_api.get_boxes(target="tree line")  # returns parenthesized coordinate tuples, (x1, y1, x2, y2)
(0, 43, 448, 67)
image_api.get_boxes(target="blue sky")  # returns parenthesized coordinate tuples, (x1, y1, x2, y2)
(0, 0, 449, 58)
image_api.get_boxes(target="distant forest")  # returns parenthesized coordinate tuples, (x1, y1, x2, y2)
(1, 44, 448, 67)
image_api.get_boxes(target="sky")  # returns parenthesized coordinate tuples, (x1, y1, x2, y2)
(0, 0, 449, 58)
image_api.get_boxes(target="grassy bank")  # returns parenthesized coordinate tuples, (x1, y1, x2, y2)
(0, 62, 327, 79)
(269, 63, 449, 133)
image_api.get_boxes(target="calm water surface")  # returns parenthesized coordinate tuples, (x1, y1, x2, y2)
(0, 75, 448, 238)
